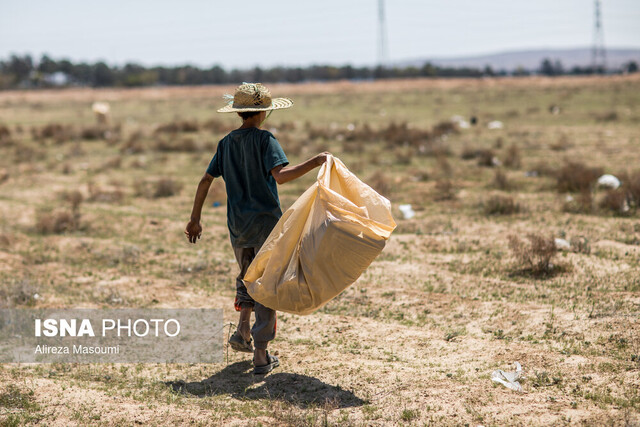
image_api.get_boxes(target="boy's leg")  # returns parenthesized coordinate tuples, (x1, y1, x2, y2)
(233, 245, 277, 365)
(237, 306, 252, 342)
(233, 247, 256, 342)
(252, 301, 276, 365)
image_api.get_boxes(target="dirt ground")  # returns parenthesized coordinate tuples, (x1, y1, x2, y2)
(1, 75, 639, 426)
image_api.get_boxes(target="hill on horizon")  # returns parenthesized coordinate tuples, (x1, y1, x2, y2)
(398, 47, 640, 71)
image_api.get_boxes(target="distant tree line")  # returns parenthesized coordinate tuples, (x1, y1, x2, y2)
(0, 54, 637, 90)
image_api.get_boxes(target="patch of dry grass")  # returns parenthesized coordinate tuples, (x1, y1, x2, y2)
(1, 75, 639, 426)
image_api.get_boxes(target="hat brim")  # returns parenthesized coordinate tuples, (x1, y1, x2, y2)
(217, 97, 293, 113)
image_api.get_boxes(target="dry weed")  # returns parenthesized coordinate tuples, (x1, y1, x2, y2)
(483, 194, 521, 215)
(562, 190, 594, 214)
(98, 156, 122, 171)
(477, 149, 497, 167)
(570, 236, 591, 254)
(154, 137, 203, 152)
(155, 120, 199, 134)
(0, 279, 40, 307)
(491, 169, 511, 190)
(35, 209, 79, 234)
(134, 178, 183, 198)
(0, 168, 9, 184)
(202, 118, 227, 133)
(366, 171, 392, 198)
(87, 182, 125, 203)
(508, 233, 557, 276)
(0, 124, 12, 146)
(36, 123, 75, 143)
(556, 161, 603, 193)
(433, 179, 456, 201)
(623, 171, 640, 208)
(503, 144, 521, 169)
(599, 189, 630, 216)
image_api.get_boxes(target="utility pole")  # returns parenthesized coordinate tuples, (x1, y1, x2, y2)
(377, 0, 388, 67)
(591, 0, 606, 73)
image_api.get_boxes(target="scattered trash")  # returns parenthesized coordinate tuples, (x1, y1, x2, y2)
(597, 174, 621, 190)
(451, 115, 470, 129)
(554, 238, 571, 251)
(487, 120, 504, 130)
(491, 362, 523, 392)
(92, 102, 110, 124)
(398, 204, 415, 219)
(346, 123, 355, 131)
(565, 194, 574, 202)
(212, 201, 221, 207)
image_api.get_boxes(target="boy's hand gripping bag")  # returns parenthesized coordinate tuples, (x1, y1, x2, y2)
(244, 156, 397, 315)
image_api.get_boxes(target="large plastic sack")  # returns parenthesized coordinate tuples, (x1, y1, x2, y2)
(244, 156, 397, 315)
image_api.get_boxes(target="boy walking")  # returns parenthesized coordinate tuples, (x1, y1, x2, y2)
(185, 83, 328, 374)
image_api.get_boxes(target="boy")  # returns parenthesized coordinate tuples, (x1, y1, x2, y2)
(184, 83, 328, 374)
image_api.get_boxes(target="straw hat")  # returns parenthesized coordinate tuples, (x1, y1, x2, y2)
(217, 82, 293, 113)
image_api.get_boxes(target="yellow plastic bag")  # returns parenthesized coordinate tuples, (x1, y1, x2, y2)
(244, 156, 397, 315)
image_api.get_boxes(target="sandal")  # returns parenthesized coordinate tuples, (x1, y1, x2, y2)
(253, 351, 279, 375)
(228, 330, 253, 353)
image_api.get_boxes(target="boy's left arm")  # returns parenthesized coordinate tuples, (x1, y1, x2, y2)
(271, 152, 330, 184)
(185, 173, 214, 244)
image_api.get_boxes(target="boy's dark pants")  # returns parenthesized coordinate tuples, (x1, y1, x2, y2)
(233, 246, 276, 350)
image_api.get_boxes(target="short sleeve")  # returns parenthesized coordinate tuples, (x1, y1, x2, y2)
(263, 133, 289, 172)
(206, 143, 222, 177)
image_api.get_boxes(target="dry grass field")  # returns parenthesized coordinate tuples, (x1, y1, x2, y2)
(1, 75, 639, 426)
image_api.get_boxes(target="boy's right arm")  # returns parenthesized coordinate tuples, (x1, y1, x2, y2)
(271, 152, 330, 185)
(185, 173, 214, 244)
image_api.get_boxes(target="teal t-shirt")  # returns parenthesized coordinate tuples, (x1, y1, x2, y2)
(206, 127, 289, 248)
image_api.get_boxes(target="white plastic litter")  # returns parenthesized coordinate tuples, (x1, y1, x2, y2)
(491, 362, 523, 392)
(450, 115, 470, 129)
(554, 238, 571, 251)
(92, 102, 110, 115)
(398, 204, 415, 219)
(597, 174, 621, 190)
(487, 120, 504, 130)
(92, 102, 110, 124)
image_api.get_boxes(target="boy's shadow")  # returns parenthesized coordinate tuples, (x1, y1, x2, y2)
(165, 361, 366, 409)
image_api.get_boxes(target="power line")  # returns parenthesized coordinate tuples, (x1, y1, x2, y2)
(592, 0, 606, 72)
(377, 0, 388, 67)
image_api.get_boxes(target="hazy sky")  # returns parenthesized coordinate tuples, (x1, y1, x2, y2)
(1, 0, 639, 68)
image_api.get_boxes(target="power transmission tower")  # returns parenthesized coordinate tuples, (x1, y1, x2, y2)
(591, 0, 606, 73)
(377, 0, 388, 67)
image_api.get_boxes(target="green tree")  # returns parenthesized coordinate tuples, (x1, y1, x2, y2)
(93, 62, 115, 86)
(38, 55, 57, 74)
(624, 61, 638, 73)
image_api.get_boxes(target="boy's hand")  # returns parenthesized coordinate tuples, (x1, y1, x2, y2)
(314, 152, 331, 167)
(184, 220, 202, 244)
